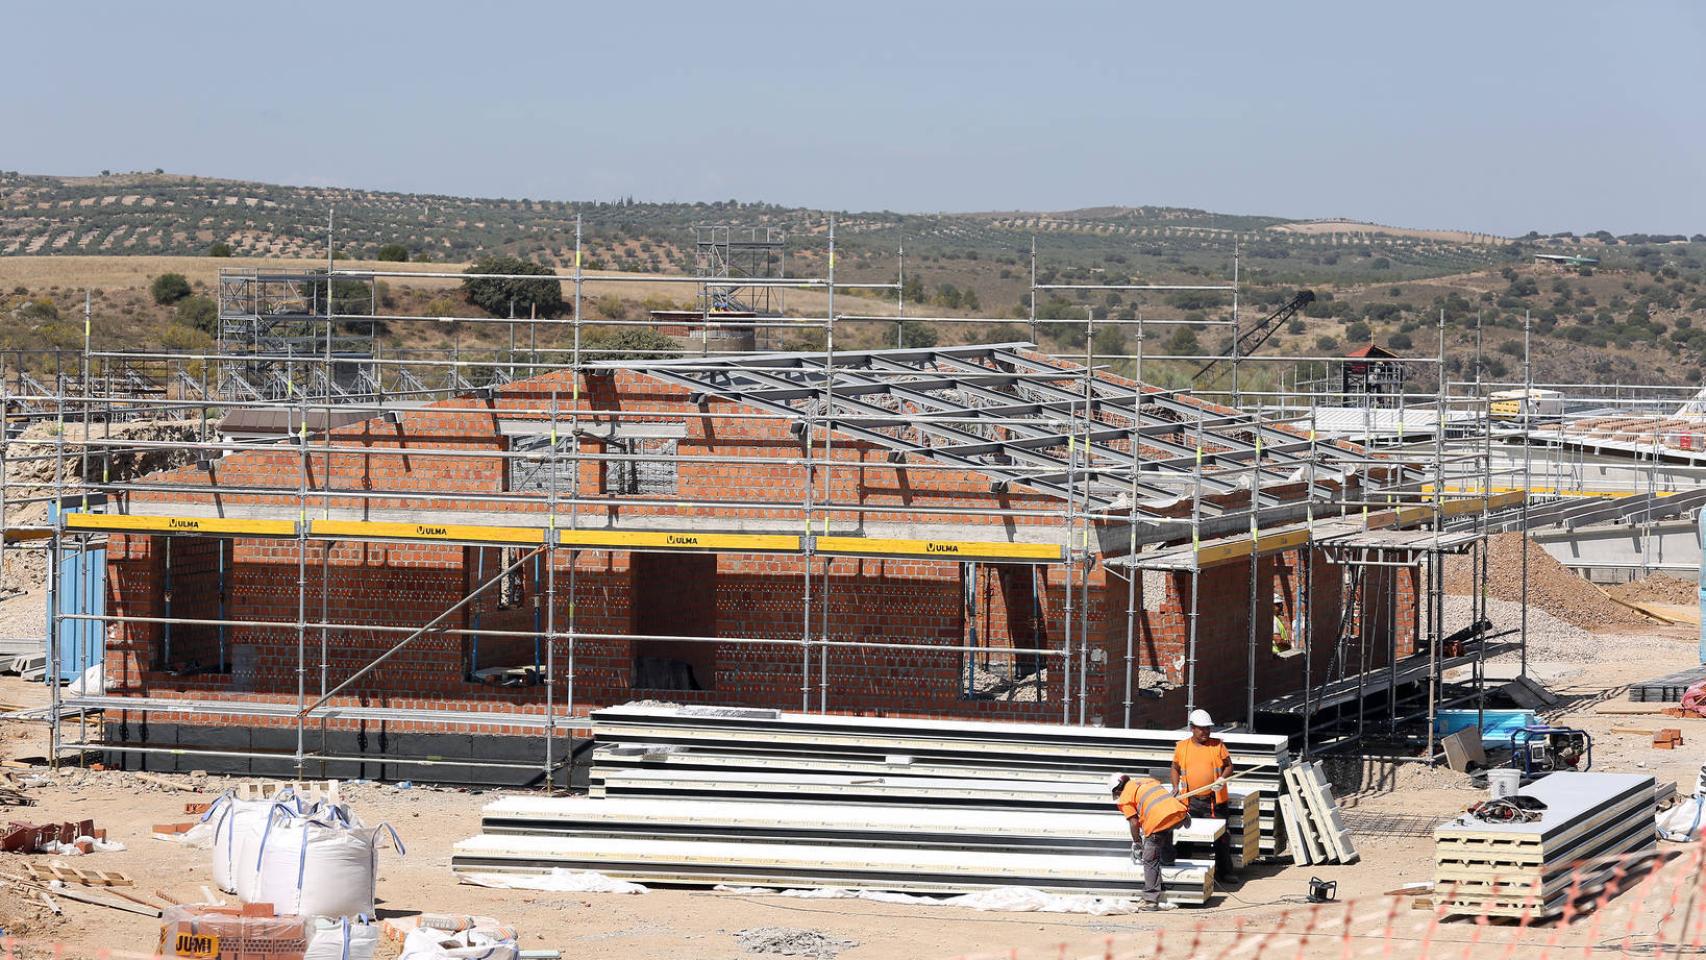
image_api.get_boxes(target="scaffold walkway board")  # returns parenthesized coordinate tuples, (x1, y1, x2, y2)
(450, 834, 1215, 904)
(55, 511, 1064, 561)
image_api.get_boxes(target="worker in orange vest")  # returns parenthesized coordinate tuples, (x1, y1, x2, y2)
(1172, 708, 1239, 884)
(1108, 772, 1190, 909)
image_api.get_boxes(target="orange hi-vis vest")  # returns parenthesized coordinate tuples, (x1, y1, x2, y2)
(1117, 776, 1189, 836)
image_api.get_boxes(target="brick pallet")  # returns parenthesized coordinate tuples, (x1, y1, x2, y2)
(1433, 772, 1657, 919)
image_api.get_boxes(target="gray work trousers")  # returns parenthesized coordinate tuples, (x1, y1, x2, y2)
(1138, 828, 1175, 903)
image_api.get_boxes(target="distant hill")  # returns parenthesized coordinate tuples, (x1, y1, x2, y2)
(1, 171, 1532, 283)
(3, 170, 1705, 388)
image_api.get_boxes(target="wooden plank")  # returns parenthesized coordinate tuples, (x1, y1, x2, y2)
(64, 513, 295, 538)
(814, 535, 1062, 563)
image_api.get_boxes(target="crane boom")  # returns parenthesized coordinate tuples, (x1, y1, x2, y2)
(1193, 290, 1316, 382)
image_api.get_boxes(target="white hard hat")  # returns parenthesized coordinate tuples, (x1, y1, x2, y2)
(1106, 772, 1128, 790)
(1188, 709, 1214, 728)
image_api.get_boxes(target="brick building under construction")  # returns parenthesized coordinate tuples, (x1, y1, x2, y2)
(60, 343, 1477, 783)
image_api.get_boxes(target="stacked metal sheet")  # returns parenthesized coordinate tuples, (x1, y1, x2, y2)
(587, 705, 1289, 859)
(454, 796, 1216, 902)
(1433, 772, 1657, 919)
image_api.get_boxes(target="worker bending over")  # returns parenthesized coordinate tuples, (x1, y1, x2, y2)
(1172, 709, 1240, 884)
(1108, 772, 1188, 910)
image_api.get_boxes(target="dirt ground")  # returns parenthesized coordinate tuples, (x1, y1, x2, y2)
(0, 623, 1700, 959)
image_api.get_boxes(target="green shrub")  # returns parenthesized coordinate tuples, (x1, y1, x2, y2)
(150, 272, 192, 305)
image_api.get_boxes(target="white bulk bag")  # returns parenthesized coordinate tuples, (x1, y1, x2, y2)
(207, 790, 299, 894)
(250, 807, 404, 918)
(305, 916, 379, 960)
(398, 928, 519, 960)
(1659, 795, 1706, 842)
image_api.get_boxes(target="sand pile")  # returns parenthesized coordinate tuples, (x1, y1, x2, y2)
(1443, 532, 1647, 629)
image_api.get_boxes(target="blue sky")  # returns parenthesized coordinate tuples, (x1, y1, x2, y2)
(5, 1, 1702, 236)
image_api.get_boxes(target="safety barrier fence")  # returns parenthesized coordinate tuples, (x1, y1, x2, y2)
(947, 835, 1706, 960)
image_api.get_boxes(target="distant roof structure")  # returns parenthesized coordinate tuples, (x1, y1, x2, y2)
(1534, 252, 1600, 266)
(594, 342, 1379, 521)
(1345, 343, 1399, 360)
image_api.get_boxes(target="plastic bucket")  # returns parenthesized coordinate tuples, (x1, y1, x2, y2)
(1488, 768, 1522, 800)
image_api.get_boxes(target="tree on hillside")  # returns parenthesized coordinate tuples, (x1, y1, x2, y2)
(376, 243, 409, 262)
(1165, 328, 1199, 354)
(462, 255, 564, 318)
(150, 273, 191, 305)
(175, 295, 217, 333)
(898, 320, 938, 349)
(207, 241, 232, 258)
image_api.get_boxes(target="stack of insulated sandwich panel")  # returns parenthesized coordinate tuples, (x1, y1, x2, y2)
(586, 705, 1288, 864)
(1433, 772, 1657, 919)
(452, 796, 1218, 903)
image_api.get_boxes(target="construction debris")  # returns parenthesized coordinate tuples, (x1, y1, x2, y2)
(736, 927, 858, 959)
(0, 818, 114, 855)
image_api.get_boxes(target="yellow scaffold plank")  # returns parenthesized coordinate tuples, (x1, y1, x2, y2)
(1194, 527, 1311, 568)
(813, 536, 1064, 562)
(63, 513, 297, 537)
(310, 519, 546, 545)
(557, 530, 800, 553)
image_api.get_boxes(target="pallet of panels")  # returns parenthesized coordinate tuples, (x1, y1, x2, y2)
(590, 705, 1290, 856)
(592, 751, 1281, 862)
(451, 834, 1215, 905)
(1433, 772, 1657, 919)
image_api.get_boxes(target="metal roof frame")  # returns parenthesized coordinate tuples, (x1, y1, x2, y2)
(594, 343, 1371, 519)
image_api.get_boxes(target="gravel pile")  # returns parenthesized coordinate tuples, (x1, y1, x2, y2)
(1442, 532, 1646, 629)
(1447, 594, 1673, 666)
(737, 928, 858, 959)
(1606, 572, 1699, 606)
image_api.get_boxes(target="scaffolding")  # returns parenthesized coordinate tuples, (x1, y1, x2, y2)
(10, 219, 1669, 787)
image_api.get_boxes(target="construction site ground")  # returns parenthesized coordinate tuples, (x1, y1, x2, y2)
(0, 621, 1697, 958)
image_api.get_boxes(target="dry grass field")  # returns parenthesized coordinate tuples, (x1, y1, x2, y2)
(0, 255, 906, 321)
